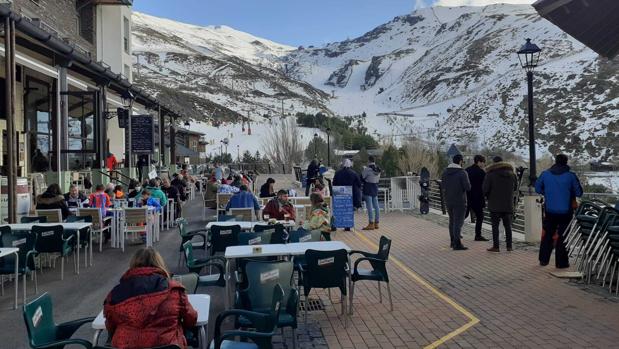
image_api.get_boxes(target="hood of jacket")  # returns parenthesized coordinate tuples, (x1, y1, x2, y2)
(37, 192, 64, 205)
(444, 163, 464, 176)
(486, 162, 515, 177)
(549, 164, 570, 175)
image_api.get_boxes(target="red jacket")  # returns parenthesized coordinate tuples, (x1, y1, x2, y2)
(104, 267, 197, 349)
(262, 198, 296, 221)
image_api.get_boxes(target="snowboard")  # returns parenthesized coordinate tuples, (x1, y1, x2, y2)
(419, 167, 430, 214)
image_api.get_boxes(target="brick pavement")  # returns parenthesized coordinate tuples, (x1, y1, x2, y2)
(319, 211, 619, 348)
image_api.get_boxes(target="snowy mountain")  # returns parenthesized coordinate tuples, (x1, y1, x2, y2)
(132, 5, 619, 160)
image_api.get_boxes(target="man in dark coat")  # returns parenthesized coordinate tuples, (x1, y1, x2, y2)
(483, 157, 518, 252)
(333, 158, 362, 231)
(305, 159, 320, 196)
(441, 154, 470, 250)
(466, 155, 488, 241)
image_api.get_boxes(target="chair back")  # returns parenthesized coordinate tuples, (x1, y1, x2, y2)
(35, 209, 62, 223)
(0, 227, 36, 272)
(20, 216, 48, 224)
(304, 249, 348, 291)
(22, 293, 57, 347)
(254, 223, 286, 244)
(182, 240, 200, 270)
(124, 207, 149, 226)
(217, 215, 237, 222)
(238, 231, 273, 246)
(65, 215, 93, 224)
(177, 217, 190, 237)
(293, 197, 311, 206)
(243, 261, 293, 313)
(32, 225, 66, 254)
(173, 273, 199, 294)
(289, 228, 321, 243)
(210, 224, 241, 254)
(229, 208, 254, 221)
(77, 208, 104, 229)
(377, 236, 392, 260)
(216, 193, 233, 210)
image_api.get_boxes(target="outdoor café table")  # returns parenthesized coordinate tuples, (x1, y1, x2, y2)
(223, 241, 352, 309)
(91, 294, 211, 349)
(206, 220, 296, 231)
(2, 223, 92, 275)
(0, 247, 19, 309)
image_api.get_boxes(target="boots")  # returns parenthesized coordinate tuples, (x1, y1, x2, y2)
(362, 222, 375, 230)
(374, 222, 379, 229)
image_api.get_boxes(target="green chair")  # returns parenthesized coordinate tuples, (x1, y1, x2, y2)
(299, 249, 349, 327)
(0, 226, 38, 307)
(176, 218, 209, 266)
(254, 224, 286, 244)
(172, 273, 199, 294)
(235, 261, 299, 349)
(21, 216, 48, 223)
(32, 225, 75, 281)
(209, 224, 241, 256)
(182, 241, 226, 288)
(238, 231, 273, 246)
(236, 231, 275, 289)
(349, 235, 393, 314)
(211, 284, 284, 349)
(23, 292, 95, 349)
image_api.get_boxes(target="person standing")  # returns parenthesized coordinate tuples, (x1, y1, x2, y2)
(466, 155, 488, 241)
(333, 158, 362, 231)
(305, 159, 320, 196)
(361, 156, 381, 230)
(106, 152, 118, 172)
(441, 154, 470, 250)
(136, 155, 147, 182)
(535, 154, 583, 268)
(483, 156, 518, 252)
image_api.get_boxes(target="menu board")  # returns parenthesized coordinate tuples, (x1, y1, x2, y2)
(127, 115, 154, 154)
(332, 186, 354, 228)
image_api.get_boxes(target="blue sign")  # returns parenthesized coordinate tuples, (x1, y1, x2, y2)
(332, 186, 354, 228)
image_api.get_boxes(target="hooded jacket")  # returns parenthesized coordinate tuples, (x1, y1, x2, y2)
(104, 267, 197, 349)
(465, 164, 486, 209)
(482, 162, 518, 213)
(535, 164, 583, 214)
(36, 192, 72, 219)
(361, 163, 381, 196)
(440, 164, 471, 207)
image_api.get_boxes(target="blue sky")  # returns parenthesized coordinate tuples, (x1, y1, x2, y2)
(133, 0, 415, 46)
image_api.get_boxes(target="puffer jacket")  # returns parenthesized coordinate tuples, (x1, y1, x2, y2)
(361, 163, 381, 196)
(535, 164, 583, 214)
(440, 164, 471, 207)
(482, 162, 518, 213)
(104, 267, 197, 349)
(36, 192, 72, 219)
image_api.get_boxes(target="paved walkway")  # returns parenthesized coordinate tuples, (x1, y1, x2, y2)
(1, 200, 619, 348)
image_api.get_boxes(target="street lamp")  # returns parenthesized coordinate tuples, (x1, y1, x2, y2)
(517, 38, 542, 187)
(326, 127, 331, 167)
(313, 133, 318, 157)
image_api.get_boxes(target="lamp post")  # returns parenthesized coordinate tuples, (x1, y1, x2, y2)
(326, 127, 331, 167)
(517, 38, 542, 187)
(313, 133, 318, 158)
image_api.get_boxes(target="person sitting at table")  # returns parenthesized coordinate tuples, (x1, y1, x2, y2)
(114, 185, 125, 200)
(162, 178, 181, 219)
(36, 183, 72, 220)
(218, 180, 240, 194)
(89, 184, 113, 217)
(225, 185, 260, 218)
(104, 247, 197, 349)
(139, 189, 162, 212)
(259, 177, 276, 198)
(303, 193, 332, 241)
(262, 189, 296, 221)
(64, 184, 88, 208)
(138, 179, 168, 208)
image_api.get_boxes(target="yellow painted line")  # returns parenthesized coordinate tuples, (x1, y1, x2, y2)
(353, 230, 480, 349)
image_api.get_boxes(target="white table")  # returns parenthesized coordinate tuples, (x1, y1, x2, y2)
(92, 294, 210, 349)
(206, 220, 296, 231)
(0, 247, 19, 309)
(2, 223, 92, 274)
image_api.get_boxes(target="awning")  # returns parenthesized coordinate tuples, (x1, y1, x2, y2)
(175, 144, 200, 158)
(533, 0, 619, 58)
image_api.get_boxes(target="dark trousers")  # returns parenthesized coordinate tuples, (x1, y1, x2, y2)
(539, 212, 572, 268)
(470, 206, 484, 238)
(447, 205, 466, 248)
(490, 212, 513, 249)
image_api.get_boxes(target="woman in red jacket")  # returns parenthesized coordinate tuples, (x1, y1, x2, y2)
(104, 247, 197, 349)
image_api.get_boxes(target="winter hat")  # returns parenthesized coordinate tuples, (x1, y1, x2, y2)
(342, 159, 353, 168)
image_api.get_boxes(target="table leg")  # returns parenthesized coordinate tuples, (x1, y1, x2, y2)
(89, 229, 93, 267)
(348, 255, 352, 320)
(76, 230, 80, 275)
(225, 259, 231, 309)
(199, 325, 207, 349)
(92, 330, 102, 346)
(14, 251, 18, 310)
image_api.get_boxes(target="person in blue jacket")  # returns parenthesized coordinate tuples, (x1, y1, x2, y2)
(535, 154, 583, 268)
(226, 185, 261, 218)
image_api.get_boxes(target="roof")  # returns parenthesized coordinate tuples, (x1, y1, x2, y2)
(175, 144, 200, 158)
(175, 128, 205, 137)
(533, 0, 619, 58)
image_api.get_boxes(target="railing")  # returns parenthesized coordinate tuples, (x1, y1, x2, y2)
(226, 163, 294, 175)
(97, 170, 129, 187)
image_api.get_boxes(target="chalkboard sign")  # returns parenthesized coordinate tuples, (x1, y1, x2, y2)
(128, 115, 155, 154)
(332, 186, 354, 228)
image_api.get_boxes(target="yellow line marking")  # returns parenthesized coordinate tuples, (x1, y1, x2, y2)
(353, 230, 480, 349)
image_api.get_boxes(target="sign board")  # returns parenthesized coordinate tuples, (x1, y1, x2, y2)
(117, 108, 129, 129)
(332, 185, 354, 228)
(125, 115, 155, 154)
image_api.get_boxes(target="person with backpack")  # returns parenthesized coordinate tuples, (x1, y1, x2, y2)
(535, 154, 583, 268)
(361, 156, 382, 230)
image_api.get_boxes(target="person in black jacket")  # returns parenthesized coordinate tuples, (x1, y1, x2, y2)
(37, 183, 72, 220)
(259, 178, 276, 198)
(305, 159, 320, 196)
(483, 157, 518, 252)
(162, 178, 181, 220)
(466, 155, 488, 241)
(333, 159, 362, 231)
(441, 155, 471, 251)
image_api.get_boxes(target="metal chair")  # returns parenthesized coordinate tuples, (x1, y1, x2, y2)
(209, 224, 241, 256)
(172, 273, 199, 294)
(229, 208, 255, 221)
(0, 226, 37, 308)
(20, 216, 48, 224)
(182, 241, 226, 289)
(254, 223, 287, 244)
(32, 225, 75, 280)
(176, 218, 208, 266)
(65, 215, 93, 268)
(121, 208, 150, 251)
(77, 208, 112, 252)
(349, 236, 393, 314)
(35, 209, 62, 223)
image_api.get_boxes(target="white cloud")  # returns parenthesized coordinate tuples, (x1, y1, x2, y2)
(434, 0, 535, 6)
